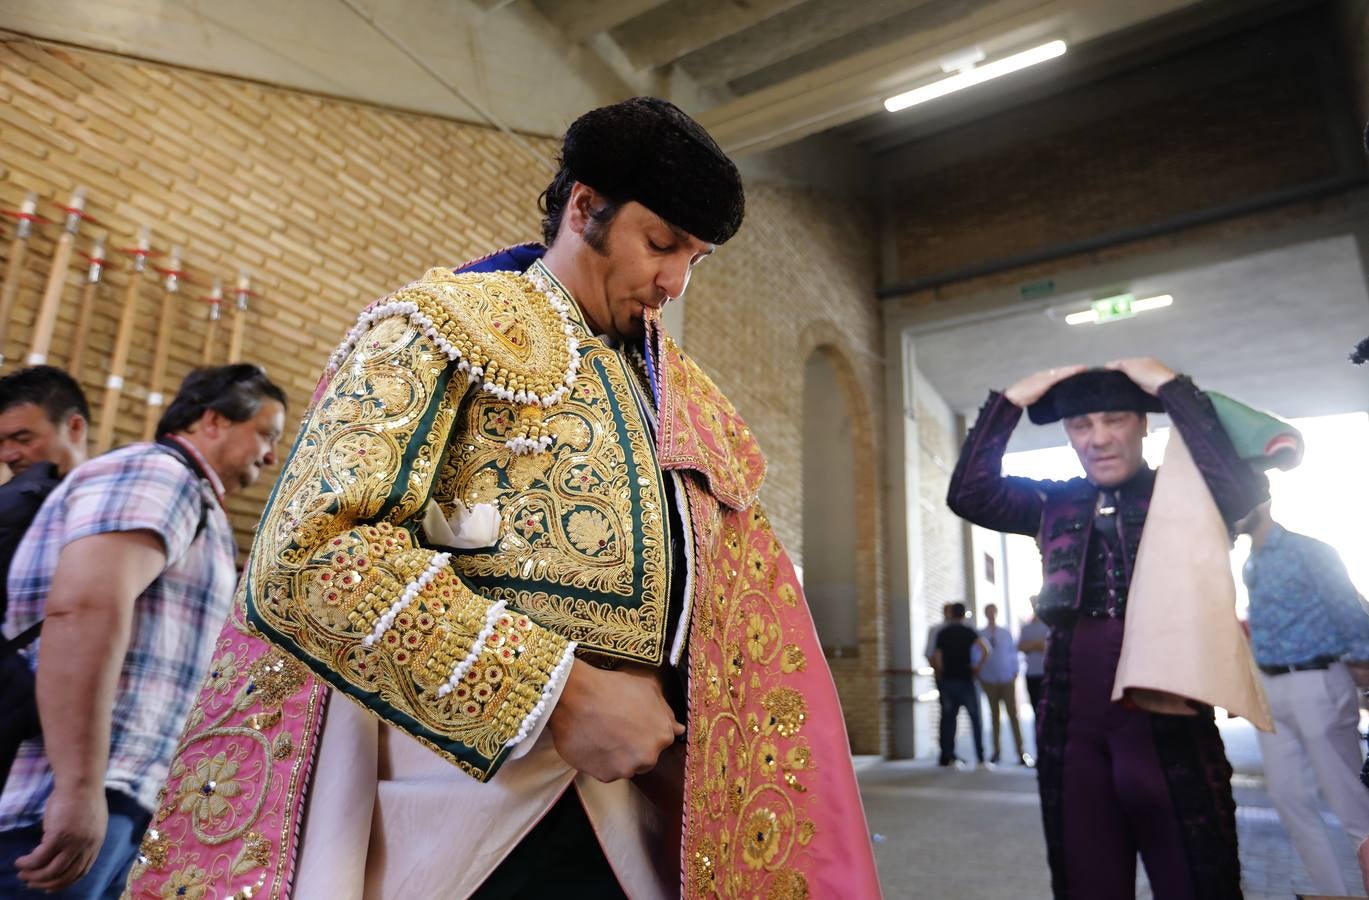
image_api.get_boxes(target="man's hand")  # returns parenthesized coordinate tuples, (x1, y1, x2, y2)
(549, 661, 683, 782)
(1345, 661, 1369, 691)
(1105, 357, 1177, 396)
(1003, 365, 1086, 408)
(16, 782, 107, 892)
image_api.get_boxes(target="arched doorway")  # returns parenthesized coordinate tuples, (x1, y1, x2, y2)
(801, 350, 860, 655)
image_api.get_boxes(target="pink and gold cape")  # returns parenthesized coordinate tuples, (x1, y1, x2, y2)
(124, 272, 880, 900)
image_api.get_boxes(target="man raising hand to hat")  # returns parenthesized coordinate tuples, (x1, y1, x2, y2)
(949, 356, 1267, 900)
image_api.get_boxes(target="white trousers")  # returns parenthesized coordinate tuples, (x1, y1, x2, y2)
(292, 695, 669, 899)
(1257, 663, 1369, 895)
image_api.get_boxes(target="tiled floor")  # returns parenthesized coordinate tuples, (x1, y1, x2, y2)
(858, 712, 1365, 899)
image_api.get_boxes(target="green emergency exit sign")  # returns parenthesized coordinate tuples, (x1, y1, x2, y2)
(1091, 293, 1135, 322)
(1019, 278, 1055, 300)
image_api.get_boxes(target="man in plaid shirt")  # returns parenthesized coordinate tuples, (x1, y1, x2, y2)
(0, 364, 286, 897)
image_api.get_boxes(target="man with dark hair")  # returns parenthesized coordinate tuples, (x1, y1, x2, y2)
(0, 366, 91, 622)
(0, 364, 285, 896)
(0, 365, 89, 479)
(947, 359, 1267, 899)
(129, 98, 879, 899)
(932, 602, 990, 767)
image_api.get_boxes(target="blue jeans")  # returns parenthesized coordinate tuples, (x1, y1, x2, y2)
(0, 790, 149, 899)
(939, 677, 985, 764)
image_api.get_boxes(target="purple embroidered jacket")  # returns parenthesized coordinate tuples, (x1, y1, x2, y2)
(946, 376, 1268, 625)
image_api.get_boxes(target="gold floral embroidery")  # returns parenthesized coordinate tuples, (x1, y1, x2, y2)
(206, 653, 238, 694)
(128, 594, 331, 900)
(761, 688, 807, 738)
(566, 509, 616, 555)
(766, 869, 810, 899)
(690, 835, 720, 896)
(160, 864, 208, 900)
(240, 651, 309, 712)
(242, 709, 280, 732)
(230, 832, 271, 877)
(136, 825, 170, 872)
(741, 807, 782, 869)
(684, 482, 820, 898)
(176, 752, 244, 825)
(757, 742, 779, 778)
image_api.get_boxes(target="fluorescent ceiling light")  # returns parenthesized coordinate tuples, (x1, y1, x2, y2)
(1130, 294, 1173, 313)
(1064, 294, 1173, 326)
(884, 39, 1067, 113)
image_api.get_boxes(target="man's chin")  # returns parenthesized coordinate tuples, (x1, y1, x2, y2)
(1088, 466, 1133, 488)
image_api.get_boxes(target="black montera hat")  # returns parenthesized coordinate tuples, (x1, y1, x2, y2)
(1028, 368, 1164, 425)
(561, 97, 745, 245)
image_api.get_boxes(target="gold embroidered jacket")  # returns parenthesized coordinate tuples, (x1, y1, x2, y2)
(246, 262, 674, 780)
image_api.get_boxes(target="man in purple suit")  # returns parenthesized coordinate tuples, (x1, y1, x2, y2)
(947, 358, 1267, 900)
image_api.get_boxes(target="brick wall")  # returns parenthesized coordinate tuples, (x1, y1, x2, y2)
(914, 393, 965, 632)
(0, 37, 557, 541)
(881, 10, 1348, 293)
(0, 38, 891, 750)
(683, 185, 887, 753)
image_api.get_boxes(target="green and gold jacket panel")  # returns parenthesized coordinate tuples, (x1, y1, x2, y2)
(437, 262, 673, 665)
(245, 271, 581, 781)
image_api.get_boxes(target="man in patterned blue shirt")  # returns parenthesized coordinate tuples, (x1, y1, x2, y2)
(1238, 500, 1369, 896)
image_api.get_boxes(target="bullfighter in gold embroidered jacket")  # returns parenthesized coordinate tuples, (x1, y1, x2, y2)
(124, 98, 880, 900)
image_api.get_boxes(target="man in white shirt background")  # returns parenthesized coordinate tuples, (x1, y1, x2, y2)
(979, 603, 1027, 765)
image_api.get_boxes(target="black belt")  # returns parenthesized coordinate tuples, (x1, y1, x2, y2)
(1259, 655, 1337, 676)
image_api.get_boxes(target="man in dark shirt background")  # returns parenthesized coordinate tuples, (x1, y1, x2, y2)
(0, 367, 89, 622)
(933, 602, 990, 768)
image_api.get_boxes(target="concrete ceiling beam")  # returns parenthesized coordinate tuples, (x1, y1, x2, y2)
(679, 0, 942, 90)
(696, 0, 1201, 156)
(610, 0, 810, 72)
(532, 0, 669, 43)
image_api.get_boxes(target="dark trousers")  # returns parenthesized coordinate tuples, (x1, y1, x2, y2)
(472, 785, 626, 899)
(0, 790, 148, 899)
(939, 677, 984, 764)
(1026, 674, 1044, 717)
(1040, 616, 1239, 900)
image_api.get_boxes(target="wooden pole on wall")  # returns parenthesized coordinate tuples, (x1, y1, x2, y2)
(228, 271, 251, 362)
(96, 227, 153, 453)
(141, 246, 183, 442)
(200, 278, 223, 365)
(68, 235, 107, 380)
(0, 193, 43, 369)
(27, 187, 88, 367)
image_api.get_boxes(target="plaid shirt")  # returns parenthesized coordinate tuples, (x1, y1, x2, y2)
(0, 441, 238, 829)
